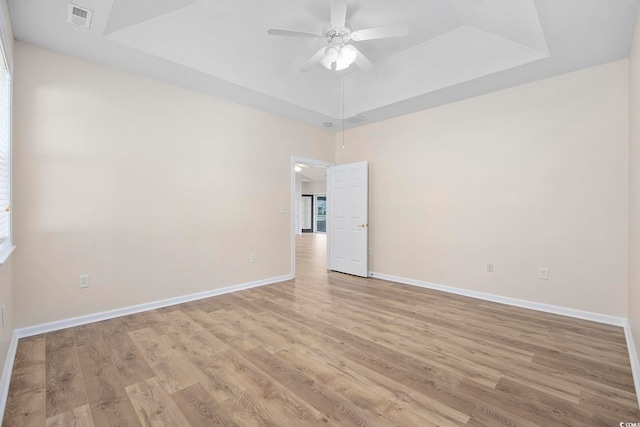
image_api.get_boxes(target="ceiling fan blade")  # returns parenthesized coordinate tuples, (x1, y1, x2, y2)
(331, 0, 347, 29)
(267, 29, 323, 39)
(300, 47, 327, 72)
(350, 23, 409, 41)
(351, 46, 373, 70)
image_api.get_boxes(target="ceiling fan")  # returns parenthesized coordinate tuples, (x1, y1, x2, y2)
(267, 0, 409, 72)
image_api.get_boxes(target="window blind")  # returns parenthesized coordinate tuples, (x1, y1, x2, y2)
(0, 43, 10, 247)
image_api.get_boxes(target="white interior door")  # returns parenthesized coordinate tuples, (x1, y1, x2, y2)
(328, 161, 368, 277)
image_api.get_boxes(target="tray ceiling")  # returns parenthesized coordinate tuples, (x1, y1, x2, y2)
(7, 0, 640, 129)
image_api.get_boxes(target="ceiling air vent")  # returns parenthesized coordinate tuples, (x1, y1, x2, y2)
(67, 3, 93, 29)
(345, 114, 368, 125)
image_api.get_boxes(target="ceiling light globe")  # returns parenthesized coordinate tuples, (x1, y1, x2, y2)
(319, 57, 332, 69)
(342, 44, 357, 65)
(325, 46, 339, 62)
(320, 46, 340, 69)
(335, 57, 349, 71)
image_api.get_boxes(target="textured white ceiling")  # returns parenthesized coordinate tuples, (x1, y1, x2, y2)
(7, 0, 640, 129)
(104, 0, 196, 35)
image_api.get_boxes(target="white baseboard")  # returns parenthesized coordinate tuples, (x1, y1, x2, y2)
(0, 331, 19, 426)
(624, 320, 640, 409)
(16, 274, 292, 339)
(369, 272, 626, 326)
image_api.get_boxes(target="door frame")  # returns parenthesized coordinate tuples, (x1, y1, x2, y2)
(291, 156, 334, 279)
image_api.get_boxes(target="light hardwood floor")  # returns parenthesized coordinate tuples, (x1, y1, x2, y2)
(3, 233, 640, 426)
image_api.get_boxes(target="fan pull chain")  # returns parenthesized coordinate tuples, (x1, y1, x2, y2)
(342, 76, 345, 149)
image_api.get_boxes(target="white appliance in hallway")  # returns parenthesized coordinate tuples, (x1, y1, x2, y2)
(300, 194, 313, 232)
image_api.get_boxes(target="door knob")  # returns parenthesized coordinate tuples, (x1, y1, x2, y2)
(358, 223, 368, 228)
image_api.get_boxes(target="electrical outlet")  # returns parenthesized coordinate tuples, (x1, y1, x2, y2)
(78, 274, 90, 289)
(368, 248, 373, 256)
(250, 254, 257, 263)
(486, 263, 494, 273)
(539, 267, 549, 280)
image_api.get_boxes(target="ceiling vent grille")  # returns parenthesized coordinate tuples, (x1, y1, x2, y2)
(67, 3, 93, 29)
(345, 114, 368, 124)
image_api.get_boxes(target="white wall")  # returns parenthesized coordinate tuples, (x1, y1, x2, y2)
(628, 7, 640, 376)
(336, 60, 629, 316)
(12, 42, 334, 327)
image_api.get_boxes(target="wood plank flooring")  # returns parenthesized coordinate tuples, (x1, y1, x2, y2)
(3, 233, 640, 426)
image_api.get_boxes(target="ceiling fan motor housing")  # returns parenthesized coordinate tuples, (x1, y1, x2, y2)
(324, 26, 352, 44)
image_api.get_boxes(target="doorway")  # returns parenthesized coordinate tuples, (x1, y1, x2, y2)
(291, 156, 334, 278)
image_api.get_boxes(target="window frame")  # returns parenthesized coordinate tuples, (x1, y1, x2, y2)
(0, 25, 13, 266)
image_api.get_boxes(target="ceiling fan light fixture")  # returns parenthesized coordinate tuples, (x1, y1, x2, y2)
(334, 57, 349, 71)
(342, 44, 357, 63)
(321, 44, 357, 71)
(320, 46, 340, 69)
(336, 44, 357, 70)
(268, 0, 409, 72)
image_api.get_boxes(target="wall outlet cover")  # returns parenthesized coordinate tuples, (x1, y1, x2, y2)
(78, 274, 90, 288)
(539, 267, 549, 280)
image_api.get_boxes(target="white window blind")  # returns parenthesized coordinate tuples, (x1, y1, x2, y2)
(0, 42, 10, 248)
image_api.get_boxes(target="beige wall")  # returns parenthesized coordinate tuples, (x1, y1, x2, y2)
(629, 8, 640, 371)
(12, 42, 334, 327)
(336, 60, 629, 316)
(8, 40, 634, 326)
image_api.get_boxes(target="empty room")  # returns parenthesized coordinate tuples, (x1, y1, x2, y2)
(0, 0, 639, 425)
